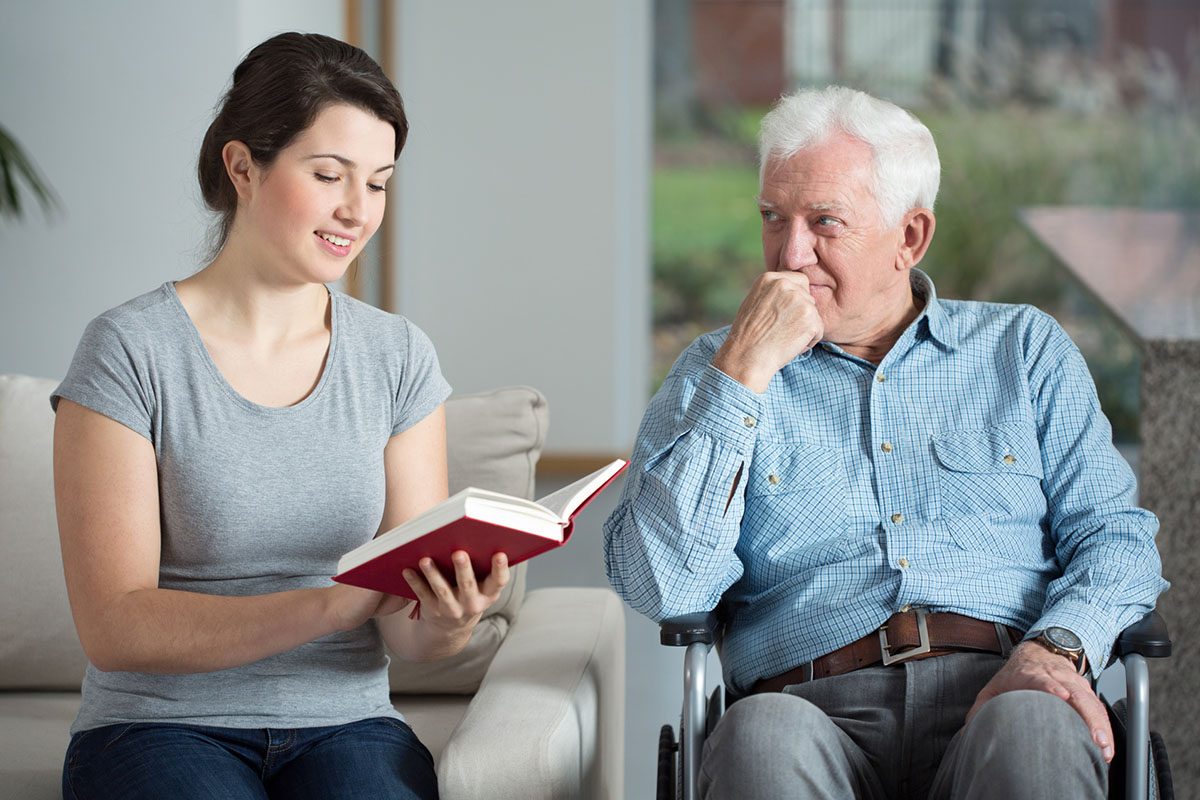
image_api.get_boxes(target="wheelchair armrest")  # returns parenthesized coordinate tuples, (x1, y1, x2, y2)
(1113, 610, 1172, 660)
(660, 612, 719, 647)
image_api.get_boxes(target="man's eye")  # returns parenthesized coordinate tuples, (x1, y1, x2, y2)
(314, 173, 338, 183)
(817, 215, 840, 226)
(760, 209, 779, 222)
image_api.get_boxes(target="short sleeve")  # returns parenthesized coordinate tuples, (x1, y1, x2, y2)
(391, 318, 452, 436)
(51, 316, 154, 441)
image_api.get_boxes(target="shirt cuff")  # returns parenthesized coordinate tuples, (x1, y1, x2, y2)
(682, 364, 765, 453)
(1025, 604, 1114, 680)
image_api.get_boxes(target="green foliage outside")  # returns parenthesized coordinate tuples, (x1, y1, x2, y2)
(652, 104, 1200, 442)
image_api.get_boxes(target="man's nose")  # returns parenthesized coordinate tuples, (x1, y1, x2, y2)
(779, 221, 818, 271)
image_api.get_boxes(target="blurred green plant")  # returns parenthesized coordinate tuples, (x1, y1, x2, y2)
(922, 106, 1200, 304)
(0, 123, 59, 221)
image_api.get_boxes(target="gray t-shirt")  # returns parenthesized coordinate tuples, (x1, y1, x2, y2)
(52, 282, 451, 733)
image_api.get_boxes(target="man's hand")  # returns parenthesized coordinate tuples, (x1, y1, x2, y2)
(711, 272, 824, 393)
(966, 641, 1113, 762)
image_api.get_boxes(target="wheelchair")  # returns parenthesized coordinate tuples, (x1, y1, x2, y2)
(657, 611, 1173, 800)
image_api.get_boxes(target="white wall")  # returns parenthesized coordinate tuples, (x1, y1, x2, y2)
(235, 0, 342, 55)
(0, 0, 343, 380)
(1, 0, 651, 458)
(390, 1, 652, 455)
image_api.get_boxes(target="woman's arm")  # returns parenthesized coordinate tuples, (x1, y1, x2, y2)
(54, 399, 404, 674)
(374, 405, 510, 661)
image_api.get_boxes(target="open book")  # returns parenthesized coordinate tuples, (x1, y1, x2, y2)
(333, 459, 628, 600)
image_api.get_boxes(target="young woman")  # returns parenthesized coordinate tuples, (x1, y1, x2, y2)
(52, 32, 506, 799)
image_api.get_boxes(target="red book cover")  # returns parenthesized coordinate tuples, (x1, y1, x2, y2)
(333, 459, 627, 600)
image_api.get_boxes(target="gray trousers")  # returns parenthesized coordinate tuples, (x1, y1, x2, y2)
(699, 652, 1107, 800)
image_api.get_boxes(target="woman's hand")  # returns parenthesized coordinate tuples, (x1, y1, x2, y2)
(326, 582, 415, 633)
(403, 551, 510, 636)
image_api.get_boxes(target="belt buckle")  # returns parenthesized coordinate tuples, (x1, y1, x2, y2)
(879, 607, 931, 666)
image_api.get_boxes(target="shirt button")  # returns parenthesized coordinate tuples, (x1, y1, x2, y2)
(898, 557, 910, 568)
(743, 415, 756, 428)
(768, 473, 780, 485)
(881, 442, 893, 453)
(1003, 454, 1015, 465)
(900, 603, 912, 612)
(891, 512, 904, 523)
(876, 373, 887, 383)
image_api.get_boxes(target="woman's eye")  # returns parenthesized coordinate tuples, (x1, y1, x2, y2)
(368, 183, 387, 193)
(314, 173, 338, 183)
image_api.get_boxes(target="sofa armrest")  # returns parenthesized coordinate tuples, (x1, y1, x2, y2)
(437, 587, 626, 800)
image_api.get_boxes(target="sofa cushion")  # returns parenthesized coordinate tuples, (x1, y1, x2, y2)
(0, 691, 81, 799)
(387, 385, 548, 694)
(392, 694, 473, 764)
(0, 375, 88, 690)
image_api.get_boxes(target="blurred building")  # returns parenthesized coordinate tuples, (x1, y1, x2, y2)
(658, 0, 1199, 112)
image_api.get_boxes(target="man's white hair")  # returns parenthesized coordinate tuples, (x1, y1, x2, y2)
(758, 86, 941, 227)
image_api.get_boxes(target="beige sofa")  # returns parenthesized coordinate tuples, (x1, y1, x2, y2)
(0, 375, 625, 799)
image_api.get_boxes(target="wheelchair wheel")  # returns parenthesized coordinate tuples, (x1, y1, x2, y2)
(1150, 730, 1172, 800)
(657, 723, 678, 800)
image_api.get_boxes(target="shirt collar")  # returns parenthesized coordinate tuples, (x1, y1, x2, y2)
(911, 269, 960, 351)
(793, 268, 959, 364)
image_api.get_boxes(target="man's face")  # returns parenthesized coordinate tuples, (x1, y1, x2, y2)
(757, 132, 912, 347)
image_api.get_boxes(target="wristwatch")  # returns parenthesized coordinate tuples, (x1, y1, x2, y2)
(1030, 626, 1087, 674)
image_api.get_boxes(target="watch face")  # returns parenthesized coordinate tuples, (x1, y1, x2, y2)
(1045, 627, 1082, 651)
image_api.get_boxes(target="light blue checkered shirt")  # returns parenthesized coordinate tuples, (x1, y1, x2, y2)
(604, 270, 1166, 694)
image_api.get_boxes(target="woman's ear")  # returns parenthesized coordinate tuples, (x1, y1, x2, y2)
(221, 141, 256, 201)
(895, 208, 936, 270)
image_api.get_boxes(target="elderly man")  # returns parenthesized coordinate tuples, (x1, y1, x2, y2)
(604, 86, 1166, 799)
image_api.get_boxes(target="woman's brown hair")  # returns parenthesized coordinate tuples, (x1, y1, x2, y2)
(197, 32, 407, 252)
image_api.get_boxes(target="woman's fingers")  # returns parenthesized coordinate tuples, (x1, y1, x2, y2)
(403, 552, 510, 624)
(451, 551, 478, 595)
(418, 557, 462, 616)
(479, 553, 510, 601)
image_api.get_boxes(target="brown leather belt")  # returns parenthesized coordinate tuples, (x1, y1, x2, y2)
(752, 610, 1023, 694)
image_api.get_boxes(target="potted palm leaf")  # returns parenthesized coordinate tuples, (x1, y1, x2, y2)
(0, 124, 58, 220)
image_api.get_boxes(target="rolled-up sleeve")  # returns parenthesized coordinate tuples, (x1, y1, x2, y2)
(1023, 314, 1167, 677)
(604, 339, 763, 621)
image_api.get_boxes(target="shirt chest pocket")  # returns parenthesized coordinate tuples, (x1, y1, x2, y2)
(741, 442, 851, 576)
(931, 424, 1047, 524)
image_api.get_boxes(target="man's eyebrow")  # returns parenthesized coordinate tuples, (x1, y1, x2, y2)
(808, 202, 850, 214)
(754, 197, 850, 214)
(306, 153, 396, 174)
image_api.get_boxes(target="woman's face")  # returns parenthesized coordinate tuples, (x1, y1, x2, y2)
(240, 103, 396, 285)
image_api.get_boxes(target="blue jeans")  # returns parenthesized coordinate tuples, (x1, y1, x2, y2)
(62, 717, 438, 799)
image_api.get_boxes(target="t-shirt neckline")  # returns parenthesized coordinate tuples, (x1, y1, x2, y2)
(162, 281, 340, 413)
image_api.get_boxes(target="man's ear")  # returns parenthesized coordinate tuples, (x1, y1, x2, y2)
(221, 141, 256, 201)
(895, 208, 936, 270)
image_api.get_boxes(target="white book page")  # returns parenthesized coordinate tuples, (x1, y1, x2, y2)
(535, 459, 627, 522)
